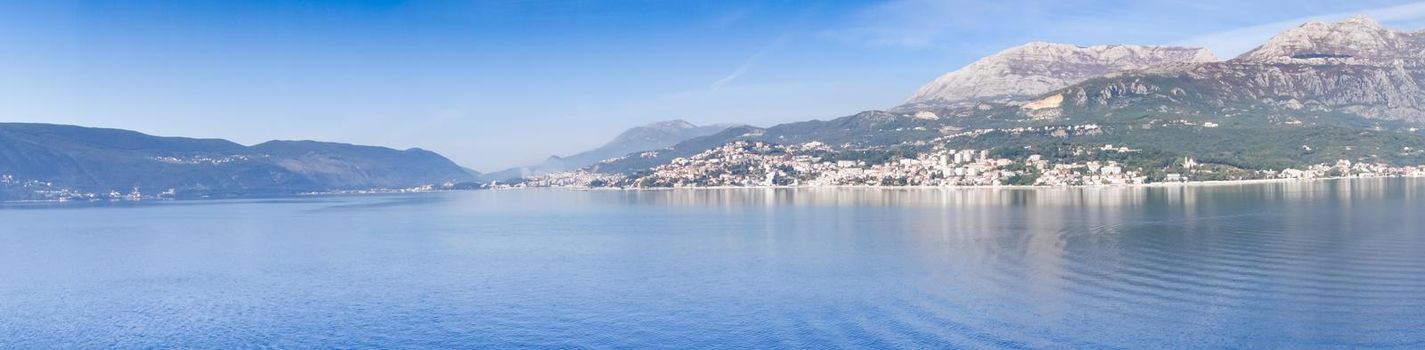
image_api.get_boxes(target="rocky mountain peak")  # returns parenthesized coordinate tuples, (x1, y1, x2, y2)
(1235, 16, 1421, 65)
(1343, 15, 1383, 27)
(644, 119, 697, 131)
(899, 42, 1217, 110)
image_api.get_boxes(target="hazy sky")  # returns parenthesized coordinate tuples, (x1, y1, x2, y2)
(4, 0, 1425, 171)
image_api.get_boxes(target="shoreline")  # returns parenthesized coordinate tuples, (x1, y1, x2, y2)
(519, 175, 1423, 192)
(6, 175, 1420, 204)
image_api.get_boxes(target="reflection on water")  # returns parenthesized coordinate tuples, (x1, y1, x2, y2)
(591, 178, 1421, 209)
(1, 178, 1423, 348)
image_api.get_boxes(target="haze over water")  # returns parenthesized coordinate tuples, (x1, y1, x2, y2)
(3, 179, 1424, 348)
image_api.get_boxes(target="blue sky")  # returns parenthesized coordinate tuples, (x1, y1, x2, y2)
(4, 0, 1425, 171)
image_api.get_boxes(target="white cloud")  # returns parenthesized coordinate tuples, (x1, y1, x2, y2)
(1177, 1, 1425, 58)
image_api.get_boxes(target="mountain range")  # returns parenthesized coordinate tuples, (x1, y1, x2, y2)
(0, 123, 477, 200)
(0, 117, 741, 200)
(576, 16, 1425, 182)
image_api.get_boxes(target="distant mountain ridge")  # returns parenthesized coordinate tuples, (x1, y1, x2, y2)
(482, 119, 738, 181)
(0, 123, 476, 200)
(897, 42, 1218, 111)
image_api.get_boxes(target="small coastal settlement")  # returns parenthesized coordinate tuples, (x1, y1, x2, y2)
(0, 174, 456, 202)
(510, 139, 1425, 189)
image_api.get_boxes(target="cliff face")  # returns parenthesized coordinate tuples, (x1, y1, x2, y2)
(900, 42, 1217, 110)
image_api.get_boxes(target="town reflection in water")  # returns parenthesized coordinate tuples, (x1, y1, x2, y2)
(602, 177, 1419, 209)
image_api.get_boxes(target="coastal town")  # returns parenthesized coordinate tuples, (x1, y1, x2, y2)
(0, 175, 176, 202)
(510, 140, 1425, 189)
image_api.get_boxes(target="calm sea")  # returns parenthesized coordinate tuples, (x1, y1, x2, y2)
(2, 179, 1424, 348)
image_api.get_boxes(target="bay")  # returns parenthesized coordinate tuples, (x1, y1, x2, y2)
(2, 178, 1423, 348)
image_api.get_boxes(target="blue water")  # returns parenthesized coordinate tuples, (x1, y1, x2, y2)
(3, 179, 1425, 348)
